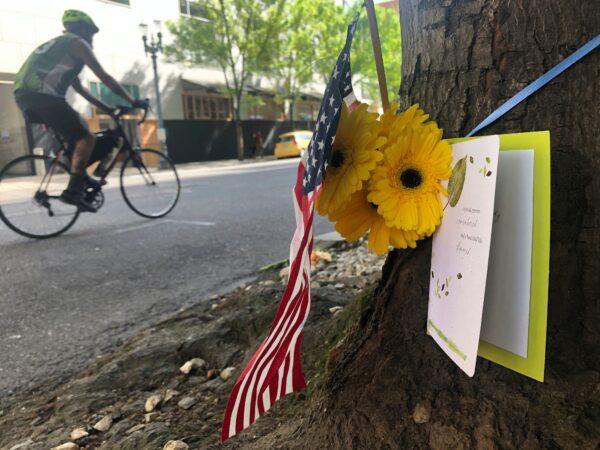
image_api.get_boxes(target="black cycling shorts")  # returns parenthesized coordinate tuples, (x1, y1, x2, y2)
(14, 90, 91, 144)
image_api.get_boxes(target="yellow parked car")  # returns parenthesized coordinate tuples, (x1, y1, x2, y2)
(274, 131, 313, 159)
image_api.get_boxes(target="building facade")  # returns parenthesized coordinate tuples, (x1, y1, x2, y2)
(0, 0, 322, 166)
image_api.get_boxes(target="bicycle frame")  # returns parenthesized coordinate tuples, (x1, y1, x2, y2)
(95, 118, 138, 180)
(0, 101, 178, 238)
(39, 106, 155, 194)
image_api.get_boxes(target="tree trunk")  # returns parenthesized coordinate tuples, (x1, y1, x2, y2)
(291, 1, 600, 448)
(234, 93, 245, 161)
(235, 117, 244, 161)
(289, 99, 295, 123)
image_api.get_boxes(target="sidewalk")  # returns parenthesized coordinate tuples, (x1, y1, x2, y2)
(0, 156, 300, 203)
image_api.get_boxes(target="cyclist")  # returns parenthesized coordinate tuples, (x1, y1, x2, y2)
(13, 9, 148, 212)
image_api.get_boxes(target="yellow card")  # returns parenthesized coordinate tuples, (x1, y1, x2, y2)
(448, 131, 550, 382)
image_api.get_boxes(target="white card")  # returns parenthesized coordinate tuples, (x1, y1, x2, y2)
(427, 135, 500, 377)
(480, 150, 534, 357)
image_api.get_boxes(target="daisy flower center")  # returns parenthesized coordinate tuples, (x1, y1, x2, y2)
(399, 167, 423, 189)
(330, 148, 346, 168)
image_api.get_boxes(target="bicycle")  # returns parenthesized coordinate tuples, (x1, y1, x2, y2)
(0, 103, 180, 239)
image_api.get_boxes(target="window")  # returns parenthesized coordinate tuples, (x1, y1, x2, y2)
(180, 0, 208, 19)
(90, 82, 139, 112)
(182, 92, 231, 120)
(295, 99, 320, 121)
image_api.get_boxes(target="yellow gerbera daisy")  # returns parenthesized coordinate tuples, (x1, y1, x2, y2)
(379, 102, 429, 137)
(368, 106, 452, 235)
(329, 188, 420, 256)
(316, 103, 386, 216)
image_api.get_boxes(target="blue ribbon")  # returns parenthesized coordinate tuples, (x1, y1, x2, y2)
(467, 34, 600, 137)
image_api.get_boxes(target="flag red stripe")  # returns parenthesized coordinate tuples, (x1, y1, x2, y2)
(222, 13, 358, 437)
(221, 164, 315, 441)
(231, 268, 309, 434)
(236, 272, 310, 432)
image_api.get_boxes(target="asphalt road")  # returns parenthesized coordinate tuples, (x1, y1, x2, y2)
(0, 158, 331, 397)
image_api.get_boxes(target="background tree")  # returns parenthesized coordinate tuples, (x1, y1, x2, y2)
(272, 0, 401, 118)
(350, 1, 402, 106)
(253, 0, 600, 447)
(271, 0, 346, 122)
(166, 0, 285, 160)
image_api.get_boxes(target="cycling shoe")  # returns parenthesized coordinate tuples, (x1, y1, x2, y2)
(60, 189, 98, 213)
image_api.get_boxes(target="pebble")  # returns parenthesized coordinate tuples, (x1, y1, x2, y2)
(314, 250, 332, 262)
(93, 414, 113, 432)
(125, 423, 146, 435)
(51, 444, 79, 450)
(334, 283, 345, 289)
(29, 416, 43, 426)
(263, 280, 275, 286)
(164, 388, 180, 403)
(9, 440, 33, 450)
(70, 427, 89, 440)
(329, 306, 344, 316)
(219, 366, 235, 381)
(203, 378, 222, 390)
(206, 369, 217, 380)
(145, 394, 163, 412)
(177, 396, 197, 410)
(412, 402, 431, 424)
(163, 440, 189, 450)
(179, 358, 206, 375)
(111, 409, 123, 421)
(279, 267, 289, 279)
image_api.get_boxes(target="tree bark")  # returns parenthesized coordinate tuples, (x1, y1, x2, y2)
(235, 118, 244, 161)
(289, 1, 600, 448)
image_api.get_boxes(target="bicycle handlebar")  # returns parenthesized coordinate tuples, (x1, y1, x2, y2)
(112, 99, 150, 125)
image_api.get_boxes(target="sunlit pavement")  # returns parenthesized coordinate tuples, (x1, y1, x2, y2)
(0, 157, 332, 396)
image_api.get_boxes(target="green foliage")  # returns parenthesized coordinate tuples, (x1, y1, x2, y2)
(166, 0, 286, 118)
(272, 0, 401, 114)
(167, 0, 402, 117)
(270, 0, 347, 117)
(350, 2, 402, 105)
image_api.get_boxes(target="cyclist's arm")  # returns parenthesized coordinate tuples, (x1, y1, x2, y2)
(70, 39, 136, 105)
(71, 78, 113, 114)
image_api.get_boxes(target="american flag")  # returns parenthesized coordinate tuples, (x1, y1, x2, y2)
(221, 16, 360, 441)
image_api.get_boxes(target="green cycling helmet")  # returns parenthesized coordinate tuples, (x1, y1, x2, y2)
(62, 10, 99, 33)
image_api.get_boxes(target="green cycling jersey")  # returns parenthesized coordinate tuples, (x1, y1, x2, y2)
(14, 33, 90, 98)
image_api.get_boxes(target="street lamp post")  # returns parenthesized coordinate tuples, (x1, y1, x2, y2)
(139, 22, 168, 158)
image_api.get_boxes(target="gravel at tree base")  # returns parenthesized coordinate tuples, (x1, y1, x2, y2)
(1, 240, 596, 449)
(0, 241, 384, 449)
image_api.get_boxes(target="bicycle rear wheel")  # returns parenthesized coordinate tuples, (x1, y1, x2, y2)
(120, 148, 181, 218)
(0, 154, 79, 239)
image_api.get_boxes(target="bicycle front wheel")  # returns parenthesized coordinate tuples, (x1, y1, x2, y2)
(120, 148, 181, 218)
(0, 154, 80, 239)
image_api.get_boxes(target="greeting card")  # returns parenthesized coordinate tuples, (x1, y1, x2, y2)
(427, 135, 500, 377)
(429, 132, 550, 381)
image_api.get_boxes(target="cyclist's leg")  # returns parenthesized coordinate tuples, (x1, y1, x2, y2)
(68, 133, 96, 188)
(61, 130, 98, 212)
(14, 91, 97, 212)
